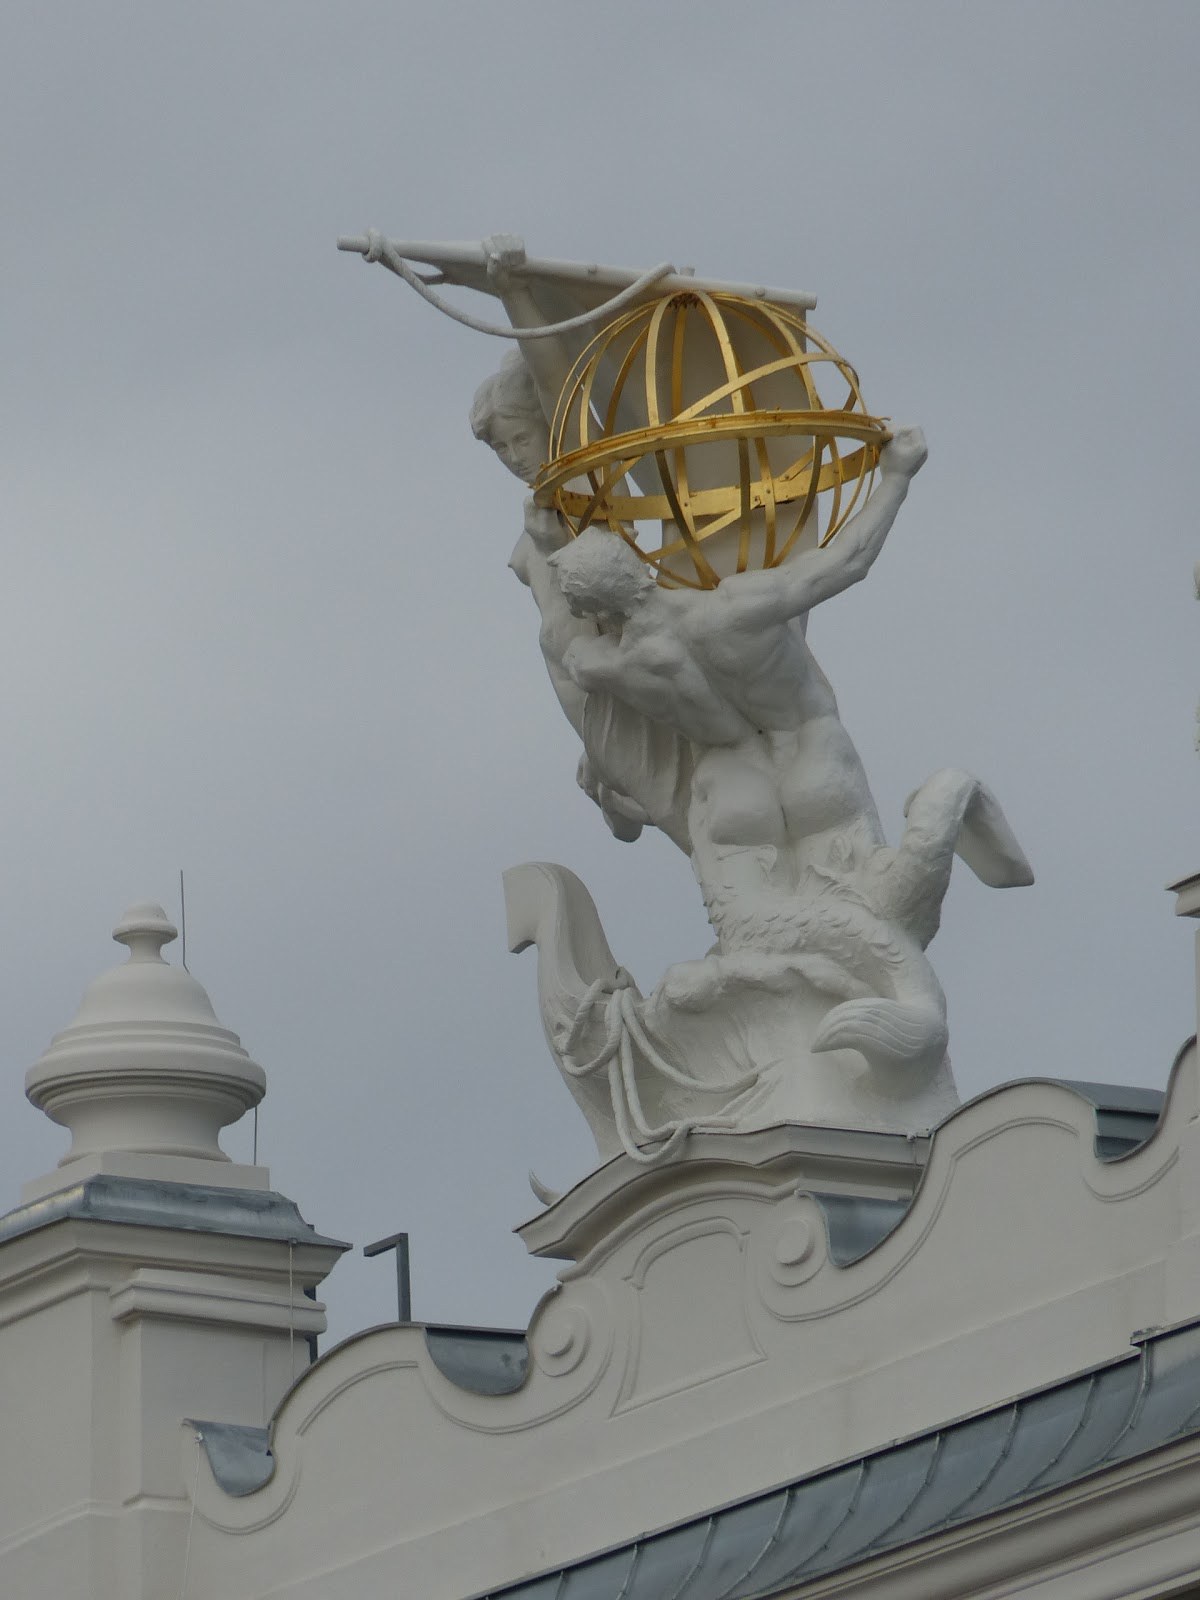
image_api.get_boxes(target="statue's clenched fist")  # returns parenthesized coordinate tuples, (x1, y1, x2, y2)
(880, 425, 928, 480)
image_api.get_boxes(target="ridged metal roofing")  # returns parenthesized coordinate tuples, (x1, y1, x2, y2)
(477, 1318, 1200, 1600)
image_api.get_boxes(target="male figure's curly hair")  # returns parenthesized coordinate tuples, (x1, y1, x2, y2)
(548, 527, 657, 615)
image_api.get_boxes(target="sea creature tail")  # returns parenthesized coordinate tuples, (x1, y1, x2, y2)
(811, 997, 949, 1073)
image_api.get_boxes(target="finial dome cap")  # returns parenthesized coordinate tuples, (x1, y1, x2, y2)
(25, 902, 266, 1168)
(111, 901, 178, 955)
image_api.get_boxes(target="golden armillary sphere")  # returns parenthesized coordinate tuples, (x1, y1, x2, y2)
(532, 290, 890, 589)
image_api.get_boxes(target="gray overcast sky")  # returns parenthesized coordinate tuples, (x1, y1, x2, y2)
(2, 1, 1197, 1346)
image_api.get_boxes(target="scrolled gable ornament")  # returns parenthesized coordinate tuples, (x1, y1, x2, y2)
(341, 231, 1034, 1164)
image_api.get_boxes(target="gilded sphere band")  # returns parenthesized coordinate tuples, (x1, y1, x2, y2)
(532, 290, 890, 589)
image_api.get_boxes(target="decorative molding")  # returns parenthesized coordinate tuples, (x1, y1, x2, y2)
(109, 1268, 324, 1333)
(615, 1216, 764, 1413)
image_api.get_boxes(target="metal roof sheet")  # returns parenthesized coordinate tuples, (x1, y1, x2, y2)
(188, 1422, 274, 1497)
(477, 1319, 1200, 1600)
(424, 1326, 529, 1395)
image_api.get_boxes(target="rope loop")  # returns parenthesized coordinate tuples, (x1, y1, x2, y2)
(559, 973, 755, 1167)
(359, 231, 676, 342)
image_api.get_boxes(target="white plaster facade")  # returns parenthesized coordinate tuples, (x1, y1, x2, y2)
(1, 890, 1200, 1598)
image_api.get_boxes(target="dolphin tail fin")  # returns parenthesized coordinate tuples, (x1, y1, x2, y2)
(954, 780, 1035, 888)
(811, 998, 949, 1074)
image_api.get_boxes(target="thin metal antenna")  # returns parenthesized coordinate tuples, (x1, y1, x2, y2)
(179, 869, 188, 971)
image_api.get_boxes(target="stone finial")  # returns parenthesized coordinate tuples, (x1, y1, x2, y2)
(111, 900, 179, 959)
(25, 902, 266, 1169)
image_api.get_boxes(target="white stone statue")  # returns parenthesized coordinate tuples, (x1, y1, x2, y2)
(473, 351, 1033, 1158)
(340, 231, 1034, 1161)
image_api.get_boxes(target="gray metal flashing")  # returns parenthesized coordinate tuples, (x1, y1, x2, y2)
(0, 1174, 350, 1253)
(475, 1318, 1200, 1600)
(1047, 1078, 1164, 1160)
(1048, 1079, 1166, 1116)
(801, 1073, 1167, 1269)
(807, 1194, 911, 1266)
(424, 1325, 530, 1395)
(188, 1421, 275, 1496)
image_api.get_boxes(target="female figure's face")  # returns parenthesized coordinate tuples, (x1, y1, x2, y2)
(488, 412, 546, 483)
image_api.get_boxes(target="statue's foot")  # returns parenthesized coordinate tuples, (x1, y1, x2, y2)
(660, 956, 727, 1012)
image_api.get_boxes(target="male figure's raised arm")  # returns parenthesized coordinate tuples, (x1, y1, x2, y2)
(716, 426, 928, 629)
